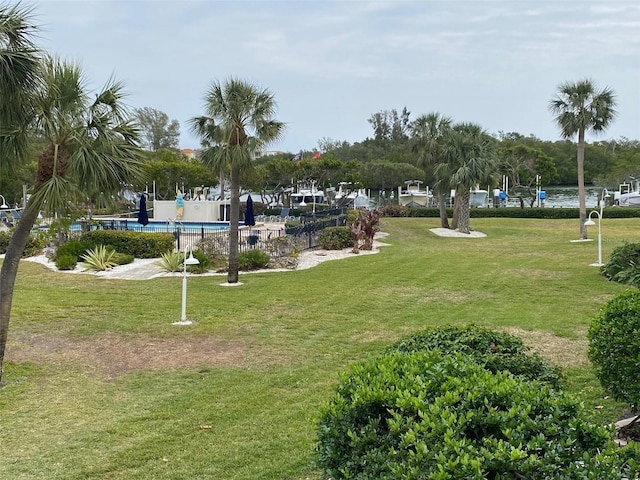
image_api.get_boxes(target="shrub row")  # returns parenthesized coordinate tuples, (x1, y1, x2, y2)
(381, 205, 640, 219)
(79, 230, 174, 258)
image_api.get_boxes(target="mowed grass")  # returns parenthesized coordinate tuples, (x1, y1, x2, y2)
(0, 216, 637, 479)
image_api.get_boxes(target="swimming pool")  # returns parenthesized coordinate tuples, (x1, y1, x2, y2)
(72, 219, 232, 234)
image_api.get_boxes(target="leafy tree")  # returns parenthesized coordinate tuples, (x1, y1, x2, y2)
(136, 149, 217, 200)
(134, 106, 180, 151)
(497, 144, 557, 207)
(0, 51, 143, 382)
(441, 123, 497, 233)
(367, 107, 411, 141)
(411, 112, 453, 227)
(189, 78, 284, 284)
(549, 79, 617, 239)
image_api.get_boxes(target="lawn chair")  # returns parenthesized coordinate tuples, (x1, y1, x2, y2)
(269, 207, 291, 222)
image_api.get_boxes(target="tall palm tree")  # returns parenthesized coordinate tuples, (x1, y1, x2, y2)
(0, 55, 143, 383)
(440, 123, 496, 234)
(190, 78, 284, 284)
(0, 4, 42, 384)
(549, 79, 617, 240)
(411, 112, 453, 228)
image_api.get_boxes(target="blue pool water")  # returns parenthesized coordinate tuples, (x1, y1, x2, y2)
(72, 219, 232, 233)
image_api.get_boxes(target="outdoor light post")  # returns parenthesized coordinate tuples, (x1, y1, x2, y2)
(0, 195, 8, 209)
(174, 250, 199, 325)
(584, 189, 610, 267)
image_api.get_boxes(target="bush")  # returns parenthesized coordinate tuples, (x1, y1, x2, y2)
(381, 204, 409, 217)
(23, 233, 46, 257)
(55, 240, 96, 261)
(55, 254, 77, 271)
(318, 226, 352, 250)
(111, 252, 134, 266)
(388, 324, 562, 388)
(316, 350, 629, 480)
(187, 249, 213, 274)
(80, 230, 174, 258)
(601, 242, 640, 288)
(588, 290, 640, 409)
(238, 249, 269, 271)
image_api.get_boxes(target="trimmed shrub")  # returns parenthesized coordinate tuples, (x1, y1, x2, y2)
(588, 290, 640, 409)
(111, 252, 134, 266)
(318, 226, 352, 250)
(388, 324, 562, 388)
(601, 242, 640, 288)
(316, 350, 631, 480)
(238, 249, 269, 271)
(55, 254, 77, 271)
(80, 230, 174, 258)
(55, 240, 96, 261)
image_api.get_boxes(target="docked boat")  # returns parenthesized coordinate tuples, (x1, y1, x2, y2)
(334, 182, 371, 209)
(290, 182, 326, 208)
(398, 180, 431, 207)
(470, 188, 489, 207)
(614, 179, 640, 207)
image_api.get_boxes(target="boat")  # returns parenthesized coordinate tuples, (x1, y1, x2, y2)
(290, 182, 326, 209)
(398, 180, 431, 207)
(449, 187, 489, 207)
(614, 179, 640, 207)
(470, 188, 489, 207)
(333, 182, 371, 209)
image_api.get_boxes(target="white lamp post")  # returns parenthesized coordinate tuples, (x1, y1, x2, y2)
(0, 195, 8, 209)
(173, 250, 200, 325)
(584, 189, 610, 267)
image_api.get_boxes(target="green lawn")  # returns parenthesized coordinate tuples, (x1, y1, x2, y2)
(0, 217, 636, 479)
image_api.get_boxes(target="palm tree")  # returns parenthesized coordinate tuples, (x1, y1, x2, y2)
(190, 78, 284, 284)
(549, 79, 617, 240)
(411, 112, 453, 228)
(440, 123, 496, 234)
(0, 4, 42, 385)
(0, 55, 143, 383)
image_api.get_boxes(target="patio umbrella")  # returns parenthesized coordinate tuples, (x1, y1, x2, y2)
(137, 194, 149, 226)
(244, 195, 255, 226)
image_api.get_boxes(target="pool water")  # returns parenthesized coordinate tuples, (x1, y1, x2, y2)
(72, 219, 231, 234)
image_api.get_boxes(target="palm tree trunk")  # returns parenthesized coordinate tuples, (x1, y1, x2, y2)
(456, 190, 471, 234)
(227, 164, 240, 284)
(577, 128, 587, 240)
(0, 202, 39, 384)
(436, 192, 450, 229)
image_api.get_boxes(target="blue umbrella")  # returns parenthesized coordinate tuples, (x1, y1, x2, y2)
(244, 195, 255, 226)
(137, 194, 149, 226)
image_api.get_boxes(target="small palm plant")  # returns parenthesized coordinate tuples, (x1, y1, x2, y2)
(81, 245, 118, 271)
(158, 250, 183, 272)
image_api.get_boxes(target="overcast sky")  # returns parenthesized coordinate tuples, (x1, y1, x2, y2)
(33, 0, 639, 152)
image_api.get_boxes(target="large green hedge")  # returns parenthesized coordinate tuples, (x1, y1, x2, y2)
(79, 230, 174, 258)
(382, 205, 640, 219)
